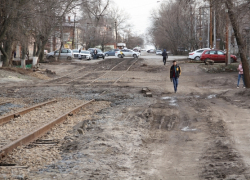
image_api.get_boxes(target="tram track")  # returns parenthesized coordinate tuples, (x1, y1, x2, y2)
(0, 99, 94, 159)
(0, 57, 139, 167)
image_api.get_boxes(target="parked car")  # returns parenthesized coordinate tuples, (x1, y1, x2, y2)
(72, 49, 80, 58)
(88, 48, 105, 59)
(104, 49, 120, 57)
(200, 49, 237, 63)
(115, 50, 125, 58)
(133, 49, 141, 56)
(46, 49, 73, 60)
(156, 50, 162, 55)
(121, 49, 140, 58)
(78, 50, 92, 60)
(188, 48, 211, 61)
(147, 49, 155, 53)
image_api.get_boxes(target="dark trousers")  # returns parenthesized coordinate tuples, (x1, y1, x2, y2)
(163, 57, 167, 65)
(173, 77, 179, 92)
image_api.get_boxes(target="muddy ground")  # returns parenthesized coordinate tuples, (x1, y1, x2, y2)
(0, 56, 250, 179)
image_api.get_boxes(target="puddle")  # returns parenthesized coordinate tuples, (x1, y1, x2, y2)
(181, 126, 197, 132)
(162, 97, 178, 106)
(207, 94, 217, 99)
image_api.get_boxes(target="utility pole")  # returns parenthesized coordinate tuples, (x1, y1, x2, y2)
(72, 13, 76, 49)
(225, 10, 229, 65)
(199, 7, 202, 48)
(207, 8, 210, 48)
(228, 25, 232, 65)
(115, 21, 118, 48)
(210, 0, 213, 49)
(213, 8, 216, 49)
(202, 8, 205, 48)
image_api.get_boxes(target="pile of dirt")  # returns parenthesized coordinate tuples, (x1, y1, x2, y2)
(0, 67, 33, 75)
(199, 64, 238, 73)
(0, 67, 51, 80)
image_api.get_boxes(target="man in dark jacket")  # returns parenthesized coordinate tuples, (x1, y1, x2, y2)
(93, 49, 98, 59)
(170, 60, 181, 93)
(162, 49, 168, 65)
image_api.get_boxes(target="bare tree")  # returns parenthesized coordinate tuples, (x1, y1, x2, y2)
(80, 0, 110, 48)
(225, 0, 250, 87)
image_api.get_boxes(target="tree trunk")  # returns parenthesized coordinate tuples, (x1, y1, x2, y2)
(58, 41, 63, 61)
(225, 0, 250, 88)
(0, 40, 13, 67)
(33, 42, 36, 56)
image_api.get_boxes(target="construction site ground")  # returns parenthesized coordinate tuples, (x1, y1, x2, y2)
(0, 54, 250, 179)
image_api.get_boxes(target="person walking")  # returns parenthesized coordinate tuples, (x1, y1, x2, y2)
(237, 61, 246, 88)
(162, 49, 168, 65)
(79, 48, 81, 53)
(170, 60, 181, 93)
(93, 49, 98, 59)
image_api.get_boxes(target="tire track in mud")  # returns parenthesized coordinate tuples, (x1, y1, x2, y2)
(200, 112, 250, 179)
(147, 94, 250, 179)
(182, 95, 250, 179)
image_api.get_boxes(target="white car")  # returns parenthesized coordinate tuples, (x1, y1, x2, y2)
(156, 50, 162, 55)
(72, 49, 80, 59)
(115, 50, 124, 58)
(78, 50, 92, 60)
(46, 49, 73, 60)
(188, 48, 210, 61)
(121, 49, 140, 58)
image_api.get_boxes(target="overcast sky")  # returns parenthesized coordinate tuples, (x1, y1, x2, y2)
(113, 0, 161, 35)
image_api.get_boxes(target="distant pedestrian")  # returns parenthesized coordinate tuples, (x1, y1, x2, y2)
(12, 50, 16, 58)
(79, 48, 81, 53)
(237, 61, 246, 88)
(170, 60, 181, 93)
(93, 49, 98, 59)
(162, 49, 168, 65)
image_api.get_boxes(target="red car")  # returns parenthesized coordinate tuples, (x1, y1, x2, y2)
(200, 49, 237, 63)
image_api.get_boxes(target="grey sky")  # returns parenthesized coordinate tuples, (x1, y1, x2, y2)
(113, 0, 161, 35)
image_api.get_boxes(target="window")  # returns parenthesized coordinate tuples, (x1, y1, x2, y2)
(217, 51, 224, 55)
(205, 51, 209, 54)
(209, 51, 216, 54)
(61, 49, 68, 53)
(55, 50, 59, 53)
(197, 50, 204, 53)
(82, 51, 89, 54)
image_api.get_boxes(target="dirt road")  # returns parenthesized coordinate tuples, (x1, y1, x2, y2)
(0, 57, 250, 179)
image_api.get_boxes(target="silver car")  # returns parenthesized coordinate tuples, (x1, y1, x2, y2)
(78, 50, 92, 60)
(121, 49, 139, 58)
(46, 49, 73, 60)
(72, 49, 80, 59)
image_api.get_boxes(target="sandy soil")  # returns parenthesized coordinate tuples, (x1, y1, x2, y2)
(0, 56, 249, 179)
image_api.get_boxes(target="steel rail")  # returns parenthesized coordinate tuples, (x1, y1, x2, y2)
(0, 102, 11, 106)
(0, 100, 57, 126)
(0, 99, 95, 159)
(86, 59, 126, 86)
(113, 59, 138, 84)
